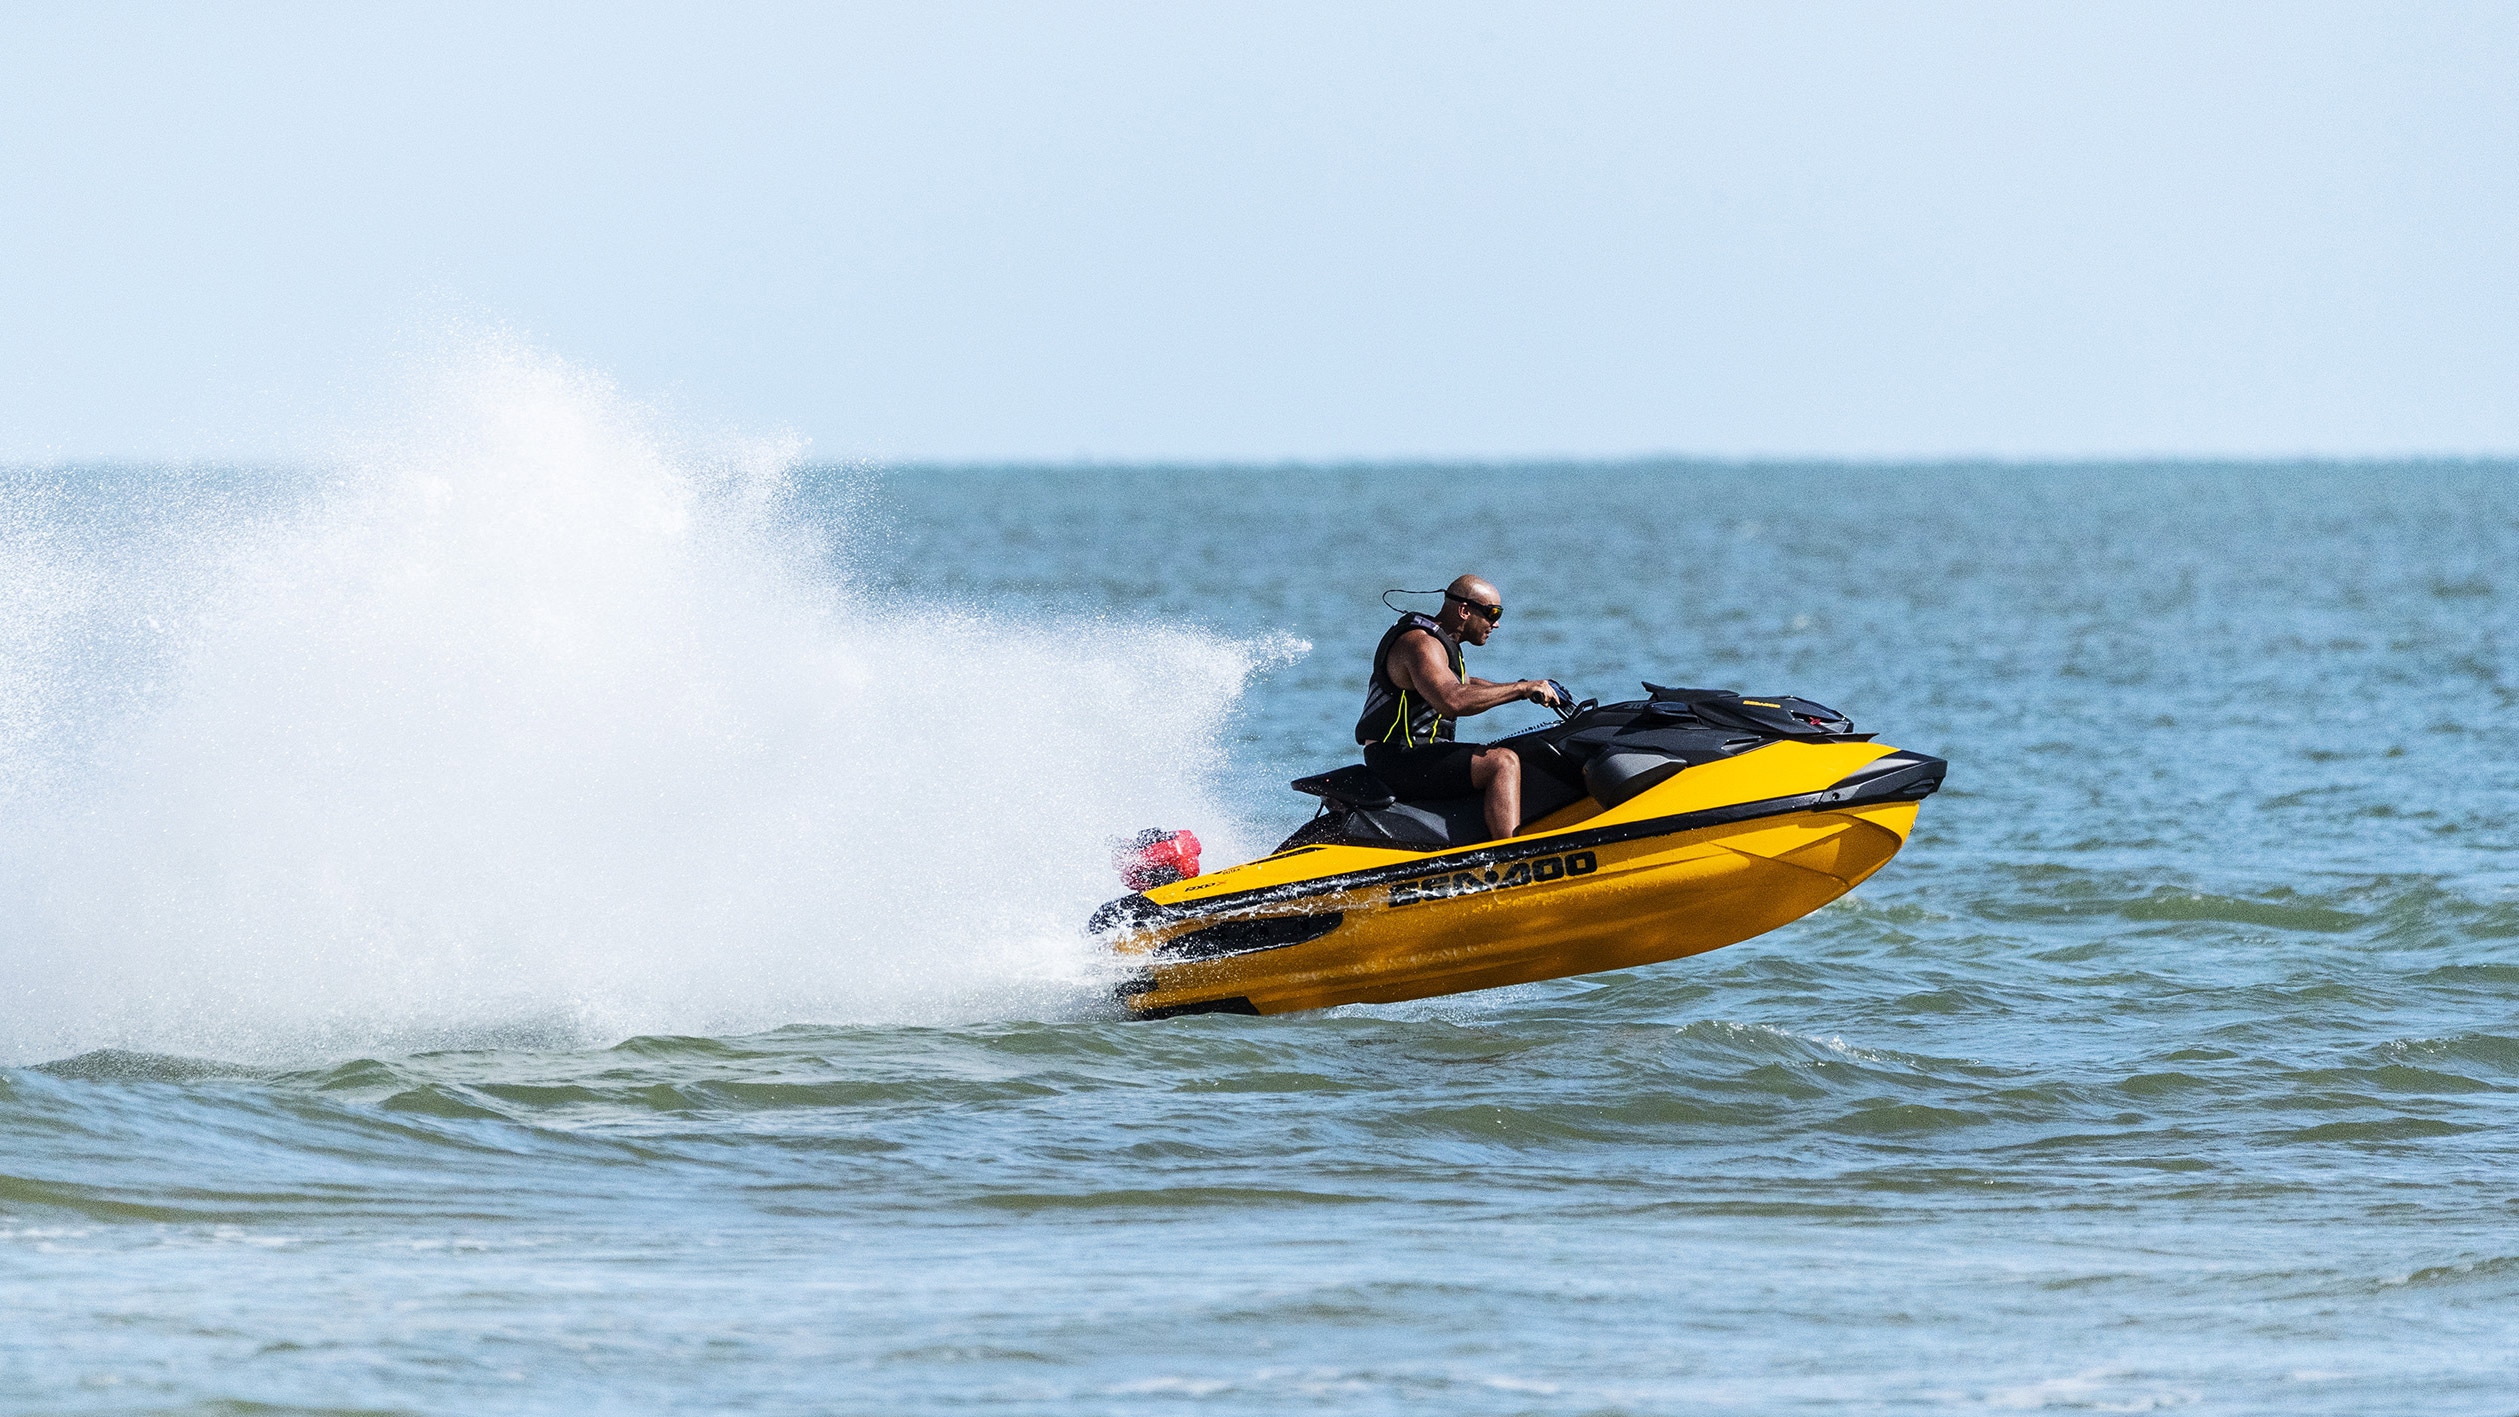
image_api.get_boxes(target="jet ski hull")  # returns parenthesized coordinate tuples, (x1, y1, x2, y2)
(1100, 739, 1942, 1019)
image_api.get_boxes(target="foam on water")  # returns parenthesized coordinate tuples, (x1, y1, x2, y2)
(0, 338, 1292, 1064)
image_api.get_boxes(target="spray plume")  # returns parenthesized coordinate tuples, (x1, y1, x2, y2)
(0, 337, 1286, 1063)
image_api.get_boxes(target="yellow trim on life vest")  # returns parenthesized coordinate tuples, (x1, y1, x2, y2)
(1377, 630, 1468, 748)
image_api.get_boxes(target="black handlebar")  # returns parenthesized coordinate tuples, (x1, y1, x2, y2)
(1545, 679, 1577, 723)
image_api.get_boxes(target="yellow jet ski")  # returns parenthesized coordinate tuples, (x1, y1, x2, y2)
(1092, 685, 1945, 1019)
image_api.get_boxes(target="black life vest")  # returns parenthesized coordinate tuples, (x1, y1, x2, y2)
(1353, 612, 1466, 746)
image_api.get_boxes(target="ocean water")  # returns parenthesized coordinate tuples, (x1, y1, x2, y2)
(3, 352, 2516, 1414)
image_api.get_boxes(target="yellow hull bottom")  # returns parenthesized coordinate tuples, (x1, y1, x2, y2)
(1114, 799, 1920, 1017)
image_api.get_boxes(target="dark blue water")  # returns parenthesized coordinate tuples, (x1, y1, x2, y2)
(4, 445, 2515, 1414)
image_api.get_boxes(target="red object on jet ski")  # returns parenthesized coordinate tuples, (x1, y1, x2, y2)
(1116, 829, 1202, 891)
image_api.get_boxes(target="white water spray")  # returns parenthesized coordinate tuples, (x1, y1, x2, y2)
(0, 338, 1287, 1063)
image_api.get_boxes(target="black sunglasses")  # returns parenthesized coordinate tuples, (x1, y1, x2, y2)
(1446, 592, 1503, 623)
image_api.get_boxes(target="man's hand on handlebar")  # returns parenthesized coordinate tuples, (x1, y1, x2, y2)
(1522, 680, 1562, 708)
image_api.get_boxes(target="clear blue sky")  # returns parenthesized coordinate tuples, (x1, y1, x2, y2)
(4, 1, 2514, 463)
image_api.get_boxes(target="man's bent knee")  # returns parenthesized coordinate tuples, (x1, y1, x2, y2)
(1471, 747, 1519, 790)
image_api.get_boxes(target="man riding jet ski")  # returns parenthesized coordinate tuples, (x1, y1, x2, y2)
(1090, 583, 1947, 1019)
(1356, 574, 1563, 841)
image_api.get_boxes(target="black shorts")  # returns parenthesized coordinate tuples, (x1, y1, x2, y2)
(1363, 741, 1482, 802)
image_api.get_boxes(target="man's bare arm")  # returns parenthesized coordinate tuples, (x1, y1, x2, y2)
(1389, 632, 1558, 717)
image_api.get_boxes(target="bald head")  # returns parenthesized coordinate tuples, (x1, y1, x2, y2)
(1438, 573, 1504, 645)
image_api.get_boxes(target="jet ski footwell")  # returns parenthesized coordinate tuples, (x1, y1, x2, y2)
(1092, 726, 1946, 1020)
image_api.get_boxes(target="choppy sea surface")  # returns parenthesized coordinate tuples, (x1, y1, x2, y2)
(4, 375, 2515, 1413)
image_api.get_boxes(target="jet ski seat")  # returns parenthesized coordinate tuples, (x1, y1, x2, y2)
(1286, 764, 1489, 850)
(1289, 764, 1396, 811)
(1285, 755, 1584, 852)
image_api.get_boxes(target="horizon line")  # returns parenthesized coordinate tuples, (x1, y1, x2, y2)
(9, 450, 2519, 476)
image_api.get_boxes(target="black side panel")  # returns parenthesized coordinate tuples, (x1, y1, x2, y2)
(1815, 751, 1947, 805)
(1129, 995, 1264, 1021)
(1500, 733, 1586, 790)
(1271, 813, 1352, 853)
(1577, 724, 1763, 762)
(1516, 764, 1587, 824)
(1269, 803, 1465, 853)
(1408, 797, 1491, 845)
(1156, 911, 1345, 961)
(1582, 751, 1687, 809)
(1342, 801, 1456, 848)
